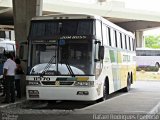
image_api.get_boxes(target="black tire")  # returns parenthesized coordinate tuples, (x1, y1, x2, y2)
(155, 62, 159, 68)
(123, 74, 131, 92)
(101, 80, 109, 101)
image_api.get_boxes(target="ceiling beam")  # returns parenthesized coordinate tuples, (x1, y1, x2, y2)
(116, 21, 160, 32)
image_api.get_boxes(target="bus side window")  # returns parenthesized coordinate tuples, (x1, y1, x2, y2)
(102, 24, 108, 46)
(96, 20, 102, 41)
(126, 36, 130, 50)
(129, 37, 131, 51)
(110, 28, 115, 47)
(124, 35, 127, 50)
(116, 31, 121, 49)
(132, 38, 136, 51)
(120, 33, 123, 49)
(122, 33, 125, 49)
(108, 27, 111, 46)
(114, 30, 117, 48)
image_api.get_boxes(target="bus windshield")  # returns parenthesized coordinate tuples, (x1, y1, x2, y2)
(29, 19, 94, 40)
(29, 39, 93, 76)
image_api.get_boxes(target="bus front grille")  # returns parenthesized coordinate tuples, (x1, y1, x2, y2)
(41, 81, 74, 86)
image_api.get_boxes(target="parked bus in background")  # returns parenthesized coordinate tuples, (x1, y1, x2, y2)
(136, 48, 160, 67)
(26, 14, 136, 101)
(0, 39, 16, 91)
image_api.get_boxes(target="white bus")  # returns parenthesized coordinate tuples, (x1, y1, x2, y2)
(26, 14, 136, 101)
(136, 48, 160, 67)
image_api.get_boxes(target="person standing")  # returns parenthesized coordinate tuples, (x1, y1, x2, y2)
(15, 58, 24, 99)
(2, 53, 17, 103)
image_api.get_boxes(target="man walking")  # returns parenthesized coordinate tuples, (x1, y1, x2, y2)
(2, 53, 17, 103)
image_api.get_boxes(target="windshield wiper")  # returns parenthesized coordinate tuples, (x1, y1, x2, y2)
(40, 55, 56, 76)
(61, 56, 75, 77)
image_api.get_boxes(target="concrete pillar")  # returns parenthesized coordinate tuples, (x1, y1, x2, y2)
(12, 0, 43, 97)
(135, 31, 145, 48)
(12, 0, 43, 56)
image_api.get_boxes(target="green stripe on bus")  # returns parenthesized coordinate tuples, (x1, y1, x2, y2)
(109, 50, 115, 63)
(118, 52, 122, 63)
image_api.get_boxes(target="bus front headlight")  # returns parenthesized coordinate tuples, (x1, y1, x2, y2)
(74, 81, 94, 87)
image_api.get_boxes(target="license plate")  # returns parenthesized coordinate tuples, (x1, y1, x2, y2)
(28, 90, 39, 98)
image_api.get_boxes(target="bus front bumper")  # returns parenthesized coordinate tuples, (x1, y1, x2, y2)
(26, 86, 101, 101)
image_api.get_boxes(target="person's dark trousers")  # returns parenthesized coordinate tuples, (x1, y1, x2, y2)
(2, 78, 6, 96)
(4, 76, 15, 103)
(15, 79, 21, 98)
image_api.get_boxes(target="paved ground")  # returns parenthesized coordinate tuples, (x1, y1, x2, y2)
(0, 80, 160, 120)
(77, 80, 160, 114)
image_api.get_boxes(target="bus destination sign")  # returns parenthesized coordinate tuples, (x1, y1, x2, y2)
(60, 35, 87, 39)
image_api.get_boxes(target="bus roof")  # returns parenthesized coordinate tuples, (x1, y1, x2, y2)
(31, 13, 101, 20)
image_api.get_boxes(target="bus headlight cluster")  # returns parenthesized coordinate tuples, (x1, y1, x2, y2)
(74, 81, 94, 87)
(27, 81, 40, 85)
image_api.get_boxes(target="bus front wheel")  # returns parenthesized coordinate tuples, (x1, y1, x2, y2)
(102, 80, 109, 101)
(97, 79, 109, 102)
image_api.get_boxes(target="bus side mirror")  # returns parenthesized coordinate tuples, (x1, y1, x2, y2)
(98, 46, 104, 60)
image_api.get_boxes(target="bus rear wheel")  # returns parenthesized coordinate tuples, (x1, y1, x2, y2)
(123, 74, 131, 92)
(155, 62, 160, 68)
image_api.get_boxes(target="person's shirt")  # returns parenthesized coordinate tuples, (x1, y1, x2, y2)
(3, 58, 17, 76)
